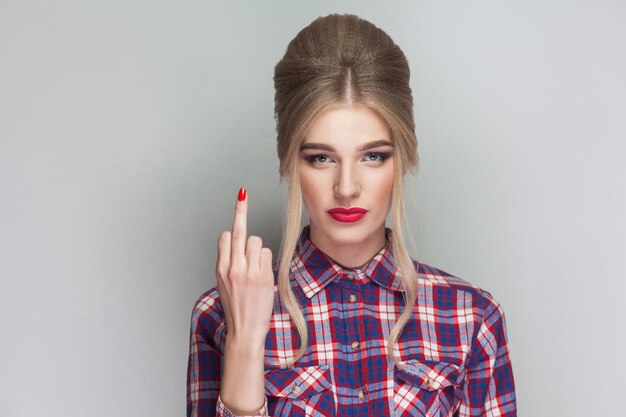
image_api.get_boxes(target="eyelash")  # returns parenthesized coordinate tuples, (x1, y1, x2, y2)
(305, 152, 391, 165)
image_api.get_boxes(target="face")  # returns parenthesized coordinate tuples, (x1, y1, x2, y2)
(299, 104, 395, 265)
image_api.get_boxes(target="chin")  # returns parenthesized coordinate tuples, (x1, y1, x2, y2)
(318, 219, 377, 244)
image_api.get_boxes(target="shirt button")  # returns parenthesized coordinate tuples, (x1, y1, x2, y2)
(291, 385, 301, 394)
(346, 273, 355, 280)
(348, 294, 357, 302)
(351, 341, 360, 350)
(425, 378, 437, 389)
(357, 389, 366, 400)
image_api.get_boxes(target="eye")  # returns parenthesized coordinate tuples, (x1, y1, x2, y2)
(363, 152, 391, 162)
(305, 154, 333, 164)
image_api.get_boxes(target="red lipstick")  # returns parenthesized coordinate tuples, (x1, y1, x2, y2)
(327, 207, 367, 223)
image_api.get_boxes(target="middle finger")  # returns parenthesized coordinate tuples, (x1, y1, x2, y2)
(231, 187, 248, 264)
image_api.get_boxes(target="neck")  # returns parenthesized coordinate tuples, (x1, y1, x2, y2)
(308, 223, 388, 269)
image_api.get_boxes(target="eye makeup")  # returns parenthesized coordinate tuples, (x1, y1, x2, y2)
(303, 151, 392, 165)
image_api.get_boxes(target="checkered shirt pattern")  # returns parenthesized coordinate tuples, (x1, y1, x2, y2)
(187, 225, 516, 416)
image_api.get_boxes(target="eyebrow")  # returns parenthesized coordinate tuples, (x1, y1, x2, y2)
(300, 139, 394, 152)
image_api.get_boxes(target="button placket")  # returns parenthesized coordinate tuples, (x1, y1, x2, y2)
(339, 269, 368, 408)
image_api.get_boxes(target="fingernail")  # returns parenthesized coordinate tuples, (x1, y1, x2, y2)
(238, 187, 246, 202)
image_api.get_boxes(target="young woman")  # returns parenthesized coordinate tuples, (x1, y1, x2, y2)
(187, 13, 516, 417)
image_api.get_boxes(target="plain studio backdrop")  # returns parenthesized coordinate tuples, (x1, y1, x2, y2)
(1, 1, 624, 416)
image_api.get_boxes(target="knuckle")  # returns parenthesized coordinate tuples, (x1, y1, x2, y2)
(248, 235, 262, 246)
(235, 202, 247, 212)
(247, 269, 260, 280)
(232, 229, 245, 240)
(219, 231, 231, 242)
(261, 248, 273, 260)
(228, 263, 245, 278)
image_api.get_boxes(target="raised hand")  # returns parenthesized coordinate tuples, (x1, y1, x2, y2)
(215, 187, 275, 344)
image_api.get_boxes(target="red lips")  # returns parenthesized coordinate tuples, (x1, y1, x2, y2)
(327, 207, 367, 223)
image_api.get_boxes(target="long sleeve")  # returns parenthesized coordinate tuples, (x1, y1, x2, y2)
(186, 289, 270, 417)
(459, 296, 517, 417)
(216, 395, 268, 417)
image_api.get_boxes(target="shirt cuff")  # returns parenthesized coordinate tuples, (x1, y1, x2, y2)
(216, 394, 268, 417)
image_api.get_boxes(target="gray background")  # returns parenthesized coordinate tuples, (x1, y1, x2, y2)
(1, 1, 624, 416)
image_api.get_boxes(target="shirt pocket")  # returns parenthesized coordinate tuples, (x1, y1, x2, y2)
(264, 364, 336, 417)
(393, 360, 463, 417)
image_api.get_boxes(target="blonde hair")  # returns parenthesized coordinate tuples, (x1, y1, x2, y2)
(273, 13, 419, 366)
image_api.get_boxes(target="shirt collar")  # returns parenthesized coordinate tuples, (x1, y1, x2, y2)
(290, 224, 405, 299)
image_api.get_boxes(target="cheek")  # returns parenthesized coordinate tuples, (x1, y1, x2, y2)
(299, 170, 320, 208)
(371, 166, 394, 201)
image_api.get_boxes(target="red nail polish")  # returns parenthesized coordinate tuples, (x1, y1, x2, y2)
(238, 187, 246, 202)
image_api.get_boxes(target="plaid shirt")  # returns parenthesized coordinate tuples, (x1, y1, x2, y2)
(187, 225, 516, 416)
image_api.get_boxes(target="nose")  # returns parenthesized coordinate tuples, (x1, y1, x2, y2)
(333, 162, 360, 200)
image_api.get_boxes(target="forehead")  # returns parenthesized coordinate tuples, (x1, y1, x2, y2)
(303, 104, 391, 145)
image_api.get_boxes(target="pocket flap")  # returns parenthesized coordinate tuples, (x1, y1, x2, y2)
(264, 364, 332, 398)
(395, 360, 462, 391)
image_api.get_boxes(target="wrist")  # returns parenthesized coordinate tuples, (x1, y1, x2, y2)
(225, 334, 266, 355)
